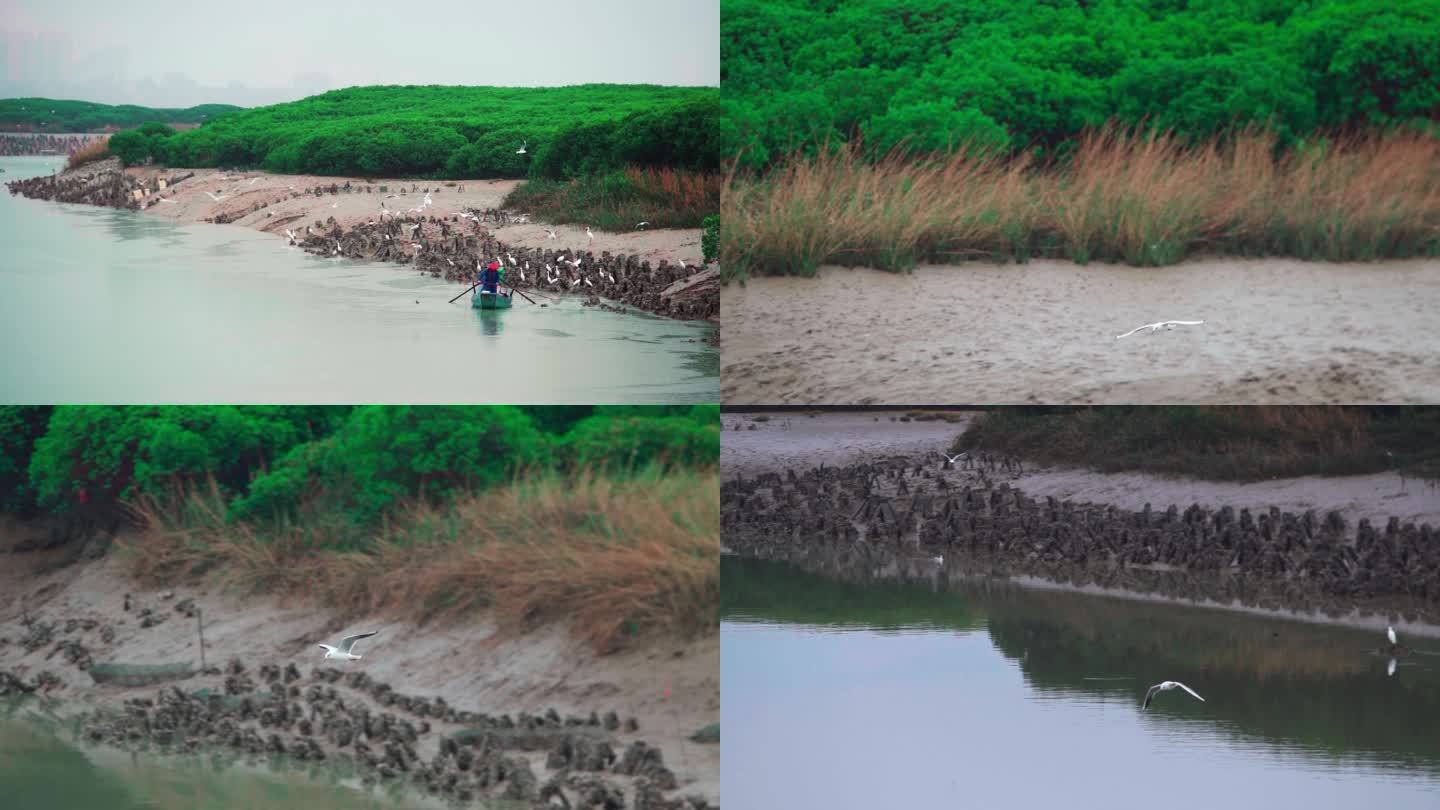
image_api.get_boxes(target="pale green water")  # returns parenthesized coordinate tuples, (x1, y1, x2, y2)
(0, 700, 458, 810)
(723, 555, 1440, 810)
(0, 157, 717, 404)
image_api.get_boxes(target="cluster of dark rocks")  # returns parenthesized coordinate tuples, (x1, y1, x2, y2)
(0, 133, 106, 156)
(722, 459, 1440, 615)
(292, 215, 717, 321)
(3, 158, 167, 208)
(71, 658, 711, 809)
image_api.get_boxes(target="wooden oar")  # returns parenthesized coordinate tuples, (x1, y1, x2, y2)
(509, 286, 538, 305)
(448, 281, 479, 304)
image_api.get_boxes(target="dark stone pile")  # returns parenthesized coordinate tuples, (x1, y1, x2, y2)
(4, 158, 157, 209)
(722, 459, 1440, 613)
(295, 215, 717, 321)
(0, 133, 107, 157)
(75, 658, 713, 810)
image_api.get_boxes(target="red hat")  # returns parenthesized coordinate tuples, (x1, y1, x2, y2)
(487, 261, 499, 270)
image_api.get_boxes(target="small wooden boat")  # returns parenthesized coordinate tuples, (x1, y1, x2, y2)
(472, 289, 514, 310)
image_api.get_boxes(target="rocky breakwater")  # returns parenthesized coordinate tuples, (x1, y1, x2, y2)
(4, 158, 193, 209)
(292, 211, 718, 323)
(73, 658, 714, 810)
(722, 459, 1440, 618)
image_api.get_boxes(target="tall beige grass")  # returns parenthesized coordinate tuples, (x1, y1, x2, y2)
(64, 139, 111, 171)
(120, 470, 719, 653)
(722, 127, 1440, 277)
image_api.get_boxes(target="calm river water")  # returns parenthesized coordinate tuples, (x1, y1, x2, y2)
(721, 555, 1440, 810)
(0, 701, 448, 810)
(0, 157, 717, 404)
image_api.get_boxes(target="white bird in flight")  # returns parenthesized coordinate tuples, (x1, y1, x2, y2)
(157, 198, 176, 204)
(331, 202, 339, 208)
(1142, 680, 1205, 709)
(636, 221, 649, 229)
(204, 191, 227, 202)
(942, 452, 967, 465)
(1116, 320, 1205, 340)
(516, 140, 528, 154)
(545, 228, 557, 239)
(316, 631, 378, 661)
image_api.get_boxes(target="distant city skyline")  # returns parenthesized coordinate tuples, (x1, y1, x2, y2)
(0, 0, 718, 107)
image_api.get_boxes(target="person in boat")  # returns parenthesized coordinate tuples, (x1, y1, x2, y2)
(479, 260, 505, 295)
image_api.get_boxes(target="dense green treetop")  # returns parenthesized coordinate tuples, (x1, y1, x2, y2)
(139, 84, 720, 180)
(0, 97, 241, 132)
(722, 0, 1440, 169)
(0, 405, 718, 528)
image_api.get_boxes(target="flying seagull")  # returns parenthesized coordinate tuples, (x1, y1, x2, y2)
(942, 452, 968, 465)
(316, 631, 378, 661)
(1142, 681, 1205, 709)
(1115, 320, 1205, 340)
(545, 228, 557, 239)
(204, 191, 228, 202)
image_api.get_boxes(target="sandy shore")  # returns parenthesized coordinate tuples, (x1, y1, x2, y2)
(722, 410, 1440, 534)
(0, 551, 718, 804)
(721, 259, 1440, 404)
(126, 166, 706, 268)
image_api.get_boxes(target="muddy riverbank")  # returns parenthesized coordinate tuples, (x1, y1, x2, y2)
(721, 260, 1440, 404)
(721, 412, 1440, 623)
(0, 551, 719, 808)
(6, 159, 717, 323)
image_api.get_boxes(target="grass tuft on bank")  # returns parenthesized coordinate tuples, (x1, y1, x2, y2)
(721, 128, 1440, 279)
(121, 468, 718, 653)
(954, 406, 1440, 482)
(63, 139, 112, 171)
(503, 166, 720, 231)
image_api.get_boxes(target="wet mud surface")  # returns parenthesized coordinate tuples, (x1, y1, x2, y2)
(721, 260, 1440, 404)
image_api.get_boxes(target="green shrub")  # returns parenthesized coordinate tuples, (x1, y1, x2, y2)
(702, 215, 720, 264)
(26, 407, 314, 512)
(230, 406, 546, 530)
(561, 414, 719, 472)
(0, 407, 53, 515)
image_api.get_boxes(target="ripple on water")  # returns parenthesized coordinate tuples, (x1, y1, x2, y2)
(533, 328, 574, 338)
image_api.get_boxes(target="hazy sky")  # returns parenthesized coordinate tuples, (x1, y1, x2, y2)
(0, 0, 718, 107)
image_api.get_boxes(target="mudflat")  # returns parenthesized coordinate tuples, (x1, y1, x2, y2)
(721, 258, 1440, 404)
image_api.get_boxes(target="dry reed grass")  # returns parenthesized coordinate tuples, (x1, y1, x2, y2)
(504, 166, 720, 231)
(120, 470, 719, 653)
(722, 127, 1440, 277)
(64, 139, 111, 171)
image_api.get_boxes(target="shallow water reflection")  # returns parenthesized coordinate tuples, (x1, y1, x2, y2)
(0, 700, 448, 810)
(722, 555, 1440, 810)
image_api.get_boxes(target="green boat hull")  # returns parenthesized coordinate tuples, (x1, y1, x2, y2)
(472, 290, 514, 310)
